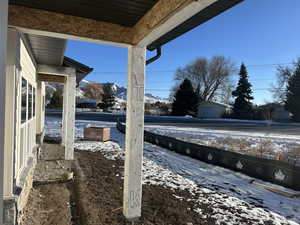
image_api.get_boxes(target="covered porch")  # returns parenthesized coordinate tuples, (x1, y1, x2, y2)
(0, 0, 244, 224)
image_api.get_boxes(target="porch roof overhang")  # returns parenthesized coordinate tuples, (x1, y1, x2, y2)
(23, 33, 93, 84)
(63, 56, 94, 84)
(8, 0, 244, 49)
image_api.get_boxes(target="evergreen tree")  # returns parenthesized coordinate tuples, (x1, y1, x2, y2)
(285, 64, 300, 121)
(172, 79, 198, 116)
(232, 64, 254, 119)
(101, 84, 116, 111)
(49, 90, 63, 109)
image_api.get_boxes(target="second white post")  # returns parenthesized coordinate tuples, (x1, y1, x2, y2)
(123, 45, 146, 220)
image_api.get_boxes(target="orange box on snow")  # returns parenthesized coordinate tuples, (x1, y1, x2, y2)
(84, 127, 110, 142)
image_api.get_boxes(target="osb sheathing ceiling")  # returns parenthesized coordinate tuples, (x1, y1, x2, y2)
(8, 0, 244, 48)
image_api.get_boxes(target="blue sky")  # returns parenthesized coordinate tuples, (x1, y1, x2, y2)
(65, 0, 300, 104)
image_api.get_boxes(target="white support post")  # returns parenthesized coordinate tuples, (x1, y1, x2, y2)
(123, 46, 146, 220)
(0, 0, 8, 223)
(36, 82, 44, 135)
(61, 83, 68, 146)
(64, 74, 76, 160)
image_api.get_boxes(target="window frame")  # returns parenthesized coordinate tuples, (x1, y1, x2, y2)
(21, 78, 27, 124)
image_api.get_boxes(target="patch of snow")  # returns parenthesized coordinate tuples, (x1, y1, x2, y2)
(199, 118, 300, 126)
(78, 79, 90, 88)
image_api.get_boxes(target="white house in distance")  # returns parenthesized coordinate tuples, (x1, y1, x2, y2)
(2, 29, 92, 224)
(1, 0, 244, 224)
(198, 102, 232, 119)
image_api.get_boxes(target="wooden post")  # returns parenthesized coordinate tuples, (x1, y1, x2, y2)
(123, 46, 146, 220)
(62, 83, 68, 146)
(0, 0, 8, 223)
(64, 74, 76, 160)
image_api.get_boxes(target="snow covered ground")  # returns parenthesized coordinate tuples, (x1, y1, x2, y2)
(45, 117, 300, 225)
(145, 125, 300, 162)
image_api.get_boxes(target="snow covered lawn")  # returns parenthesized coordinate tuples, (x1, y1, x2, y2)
(145, 124, 300, 164)
(45, 117, 300, 225)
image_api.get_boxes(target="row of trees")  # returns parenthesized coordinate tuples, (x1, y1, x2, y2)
(171, 56, 300, 121)
(171, 56, 236, 116)
(171, 63, 254, 119)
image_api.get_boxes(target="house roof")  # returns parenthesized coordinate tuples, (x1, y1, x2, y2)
(10, 0, 244, 50)
(24, 33, 66, 65)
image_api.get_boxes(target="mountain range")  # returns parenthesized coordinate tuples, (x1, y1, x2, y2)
(46, 80, 169, 104)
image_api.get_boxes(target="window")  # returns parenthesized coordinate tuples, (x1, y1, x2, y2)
(43, 95, 45, 110)
(28, 84, 33, 120)
(33, 87, 36, 117)
(21, 78, 27, 124)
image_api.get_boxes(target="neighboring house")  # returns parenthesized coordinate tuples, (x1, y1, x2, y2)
(2, 30, 92, 224)
(272, 105, 290, 121)
(198, 102, 231, 119)
(258, 103, 290, 121)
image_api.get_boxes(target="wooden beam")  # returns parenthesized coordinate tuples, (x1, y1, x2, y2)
(8, 5, 134, 47)
(123, 46, 146, 220)
(38, 74, 66, 83)
(0, 1, 8, 224)
(133, 0, 218, 46)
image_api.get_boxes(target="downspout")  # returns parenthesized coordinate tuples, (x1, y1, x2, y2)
(146, 47, 162, 65)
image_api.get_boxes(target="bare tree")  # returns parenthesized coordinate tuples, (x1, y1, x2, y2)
(172, 56, 236, 103)
(82, 82, 104, 99)
(270, 59, 300, 103)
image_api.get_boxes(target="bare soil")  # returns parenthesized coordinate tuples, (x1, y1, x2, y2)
(21, 150, 215, 225)
(20, 183, 72, 225)
(70, 151, 212, 225)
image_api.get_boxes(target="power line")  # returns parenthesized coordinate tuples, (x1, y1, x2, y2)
(90, 62, 293, 74)
(145, 88, 284, 91)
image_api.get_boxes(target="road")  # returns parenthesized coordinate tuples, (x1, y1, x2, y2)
(46, 111, 300, 135)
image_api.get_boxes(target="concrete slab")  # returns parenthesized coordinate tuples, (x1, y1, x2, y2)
(39, 144, 64, 161)
(34, 144, 73, 185)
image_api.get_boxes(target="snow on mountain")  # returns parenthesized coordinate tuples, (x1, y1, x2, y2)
(76, 88, 85, 98)
(144, 93, 169, 103)
(47, 80, 169, 103)
(112, 84, 168, 103)
(78, 79, 90, 88)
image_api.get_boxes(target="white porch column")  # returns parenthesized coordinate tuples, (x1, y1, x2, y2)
(64, 74, 76, 160)
(36, 82, 46, 134)
(0, 0, 8, 223)
(123, 45, 146, 220)
(61, 83, 68, 146)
